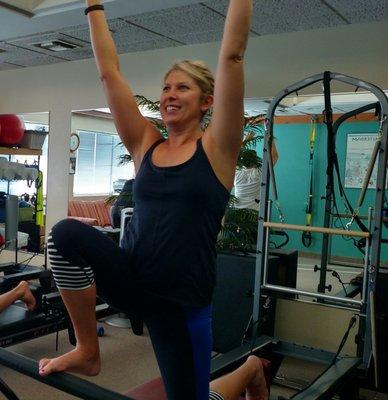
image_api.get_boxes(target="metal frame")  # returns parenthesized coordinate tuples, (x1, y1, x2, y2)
(326, 102, 381, 270)
(0, 347, 133, 400)
(252, 71, 388, 397)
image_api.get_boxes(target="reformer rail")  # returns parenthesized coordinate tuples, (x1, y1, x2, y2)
(263, 222, 370, 238)
(0, 348, 133, 400)
(261, 283, 363, 306)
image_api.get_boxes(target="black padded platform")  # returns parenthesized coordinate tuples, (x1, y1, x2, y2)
(0, 303, 67, 347)
(0, 296, 112, 347)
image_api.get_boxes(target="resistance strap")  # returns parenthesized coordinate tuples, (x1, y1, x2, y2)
(302, 116, 317, 247)
(331, 121, 384, 253)
(329, 103, 382, 253)
(35, 170, 44, 227)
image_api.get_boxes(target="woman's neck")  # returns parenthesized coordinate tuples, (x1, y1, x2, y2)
(166, 124, 203, 147)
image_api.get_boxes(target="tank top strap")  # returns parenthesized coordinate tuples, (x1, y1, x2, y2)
(139, 138, 165, 168)
(197, 137, 204, 153)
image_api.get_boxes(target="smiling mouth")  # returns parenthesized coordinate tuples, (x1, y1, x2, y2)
(166, 106, 180, 112)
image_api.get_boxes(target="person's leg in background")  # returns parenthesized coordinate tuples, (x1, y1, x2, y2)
(0, 280, 36, 312)
(39, 218, 134, 376)
(143, 301, 212, 400)
(209, 356, 269, 400)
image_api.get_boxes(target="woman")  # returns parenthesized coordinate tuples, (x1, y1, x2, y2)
(39, 1, 253, 399)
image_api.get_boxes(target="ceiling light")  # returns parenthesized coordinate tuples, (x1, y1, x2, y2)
(34, 39, 81, 52)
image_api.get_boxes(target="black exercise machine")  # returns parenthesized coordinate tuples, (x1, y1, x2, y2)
(0, 334, 273, 400)
(253, 71, 388, 398)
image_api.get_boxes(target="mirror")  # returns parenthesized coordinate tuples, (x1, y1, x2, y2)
(0, 111, 49, 256)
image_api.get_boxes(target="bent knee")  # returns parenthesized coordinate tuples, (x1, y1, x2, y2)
(50, 218, 88, 249)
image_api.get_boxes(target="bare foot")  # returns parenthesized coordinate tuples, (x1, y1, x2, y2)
(17, 281, 36, 311)
(39, 348, 101, 377)
(245, 356, 269, 400)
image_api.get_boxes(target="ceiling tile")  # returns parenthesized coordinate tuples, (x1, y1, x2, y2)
(0, 0, 386, 72)
(0, 44, 63, 67)
(252, 0, 346, 35)
(60, 24, 91, 43)
(108, 18, 180, 53)
(15, 54, 64, 67)
(7, 32, 90, 59)
(205, 0, 345, 35)
(201, 0, 228, 14)
(125, 3, 227, 45)
(58, 48, 95, 61)
(0, 61, 23, 71)
(325, 0, 388, 23)
(114, 36, 179, 54)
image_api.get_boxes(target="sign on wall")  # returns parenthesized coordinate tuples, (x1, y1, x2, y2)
(345, 133, 380, 189)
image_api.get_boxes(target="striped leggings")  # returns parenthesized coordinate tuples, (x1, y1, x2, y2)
(47, 219, 224, 400)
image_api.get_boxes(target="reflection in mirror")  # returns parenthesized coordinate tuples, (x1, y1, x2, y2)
(0, 112, 49, 258)
(69, 109, 135, 242)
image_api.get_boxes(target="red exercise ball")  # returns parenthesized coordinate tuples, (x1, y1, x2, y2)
(0, 114, 25, 146)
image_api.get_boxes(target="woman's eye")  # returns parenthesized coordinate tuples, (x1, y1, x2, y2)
(163, 86, 169, 92)
(180, 85, 189, 90)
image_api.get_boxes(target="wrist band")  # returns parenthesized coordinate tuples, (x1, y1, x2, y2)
(84, 4, 104, 15)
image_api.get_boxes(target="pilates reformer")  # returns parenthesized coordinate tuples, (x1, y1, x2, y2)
(0, 291, 112, 348)
(0, 334, 273, 400)
(0, 251, 113, 348)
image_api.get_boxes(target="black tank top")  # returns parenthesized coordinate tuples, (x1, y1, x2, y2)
(122, 138, 230, 307)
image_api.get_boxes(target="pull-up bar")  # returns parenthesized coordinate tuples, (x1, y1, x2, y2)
(0, 348, 133, 400)
(263, 222, 370, 238)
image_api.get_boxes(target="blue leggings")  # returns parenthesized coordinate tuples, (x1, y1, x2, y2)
(47, 219, 217, 400)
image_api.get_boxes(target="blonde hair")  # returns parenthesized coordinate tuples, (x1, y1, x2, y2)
(164, 60, 214, 100)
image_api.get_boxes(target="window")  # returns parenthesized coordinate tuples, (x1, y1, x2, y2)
(0, 122, 48, 198)
(73, 130, 134, 196)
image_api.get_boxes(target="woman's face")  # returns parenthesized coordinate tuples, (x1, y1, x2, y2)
(160, 70, 212, 128)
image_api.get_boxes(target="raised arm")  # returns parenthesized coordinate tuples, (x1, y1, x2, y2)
(85, 1, 161, 167)
(204, 0, 252, 169)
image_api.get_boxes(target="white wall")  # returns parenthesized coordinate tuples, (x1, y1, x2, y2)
(0, 20, 387, 234)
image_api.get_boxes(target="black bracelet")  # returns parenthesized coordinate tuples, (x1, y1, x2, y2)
(84, 4, 104, 15)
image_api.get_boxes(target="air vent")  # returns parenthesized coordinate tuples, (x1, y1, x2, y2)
(34, 39, 82, 52)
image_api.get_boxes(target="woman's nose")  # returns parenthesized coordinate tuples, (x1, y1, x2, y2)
(167, 89, 178, 99)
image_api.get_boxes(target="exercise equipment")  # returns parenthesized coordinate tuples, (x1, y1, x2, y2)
(0, 115, 25, 146)
(5, 195, 18, 251)
(212, 251, 297, 353)
(110, 179, 134, 228)
(35, 171, 44, 227)
(106, 207, 143, 333)
(0, 336, 273, 400)
(253, 71, 388, 398)
(0, 347, 133, 400)
(301, 115, 317, 248)
(124, 358, 272, 400)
